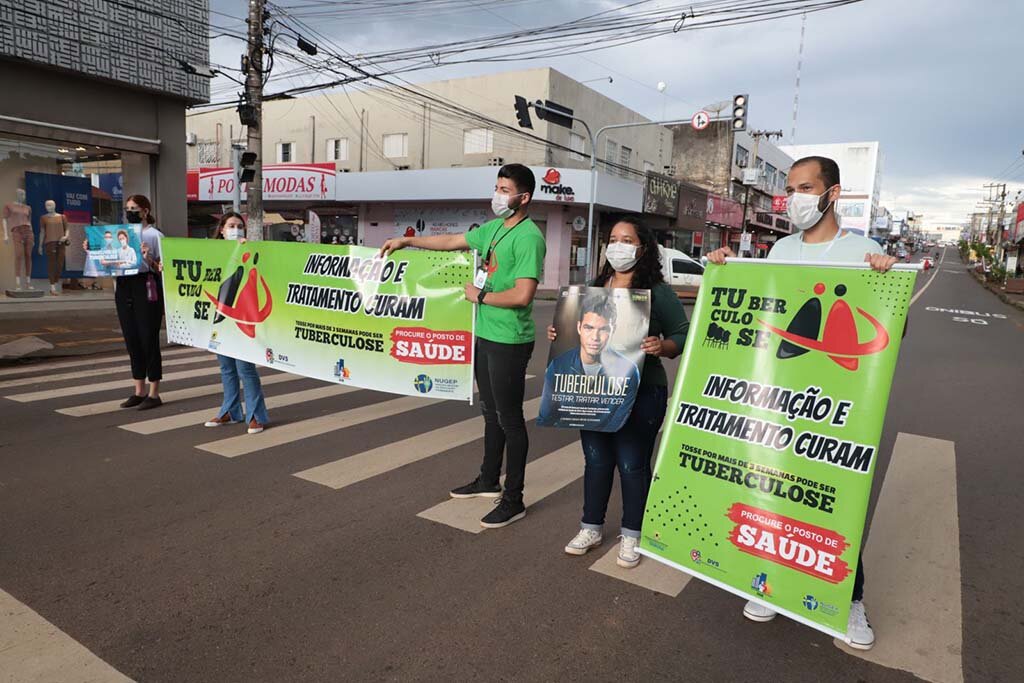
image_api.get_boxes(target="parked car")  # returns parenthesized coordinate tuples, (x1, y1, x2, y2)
(660, 246, 704, 290)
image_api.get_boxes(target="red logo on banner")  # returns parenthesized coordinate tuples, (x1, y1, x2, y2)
(543, 168, 561, 184)
(390, 328, 472, 365)
(772, 195, 788, 213)
(726, 503, 852, 584)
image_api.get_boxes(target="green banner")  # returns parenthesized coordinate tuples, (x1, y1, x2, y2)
(640, 261, 916, 640)
(161, 238, 476, 401)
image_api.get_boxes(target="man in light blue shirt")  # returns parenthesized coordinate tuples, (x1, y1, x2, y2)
(707, 156, 898, 650)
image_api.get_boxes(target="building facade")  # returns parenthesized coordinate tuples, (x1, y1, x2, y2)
(184, 68, 674, 286)
(665, 120, 794, 256)
(0, 0, 210, 290)
(779, 141, 882, 236)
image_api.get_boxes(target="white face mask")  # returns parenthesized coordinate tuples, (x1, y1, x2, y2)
(224, 226, 241, 241)
(786, 185, 837, 231)
(605, 242, 639, 272)
(491, 192, 523, 219)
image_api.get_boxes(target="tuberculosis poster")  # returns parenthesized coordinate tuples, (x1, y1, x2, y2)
(639, 261, 916, 640)
(83, 225, 143, 277)
(538, 286, 650, 432)
(162, 239, 476, 401)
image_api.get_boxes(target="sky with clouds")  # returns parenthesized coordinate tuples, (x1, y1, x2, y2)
(209, 0, 1024, 227)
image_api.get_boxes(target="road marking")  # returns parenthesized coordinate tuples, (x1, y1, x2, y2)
(835, 433, 962, 683)
(294, 397, 543, 489)
(0, 355, 213, 389)
(5, 366, 225, 403)
(0, 346, 200, 378)
(119, 384, 357, 435)
(56, 373, 299, 417)
(417, 442, 582, 534)
(588, 544, 693, 597)
(196, 393, 440, 458)
(0, 588, 134, 682)
(910, 248, 944, 306)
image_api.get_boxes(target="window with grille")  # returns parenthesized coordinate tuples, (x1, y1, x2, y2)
(569, 133, 586, 161)
(735, 145, 749, 168)
(605, 139, 618, 172)
(383, 133, 409, 158)
(197, 142, 219, 165)
(619, 145, 632, 176)
(463, 128, 494, 155)
(326, 138, 349, 162)
(277, 142, 293, 163)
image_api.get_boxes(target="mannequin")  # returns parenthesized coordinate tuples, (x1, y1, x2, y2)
(39, 199, 69, 295)
(2, 189, 34, 290)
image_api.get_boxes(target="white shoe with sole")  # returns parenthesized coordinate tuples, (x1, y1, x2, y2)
(743, 600, 778, 622)
(616, 535, 641, 568)
(846, 600, 875, 650)
(564, 528, 602, 555)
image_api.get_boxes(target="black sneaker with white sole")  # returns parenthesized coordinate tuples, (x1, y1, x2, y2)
(480, 497, 526, 529)
(449, 477, 502, 499)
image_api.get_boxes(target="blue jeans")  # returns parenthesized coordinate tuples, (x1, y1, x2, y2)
(579, 384, 668, 537)
(216, 354, 269, 424)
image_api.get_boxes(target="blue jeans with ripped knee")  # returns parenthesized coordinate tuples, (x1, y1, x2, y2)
(579, 384, 668, 538)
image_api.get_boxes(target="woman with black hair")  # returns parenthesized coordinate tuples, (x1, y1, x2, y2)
(551, 217, 689, 568)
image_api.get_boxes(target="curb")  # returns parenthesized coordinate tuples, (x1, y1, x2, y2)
(970, 270, 1024, 311)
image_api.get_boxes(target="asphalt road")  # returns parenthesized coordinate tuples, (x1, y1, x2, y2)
(0, 245, 1020, 682)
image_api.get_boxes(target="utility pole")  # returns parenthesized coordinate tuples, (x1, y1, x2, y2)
(741, 129, 783, 257)
(244, 0, 267, 240)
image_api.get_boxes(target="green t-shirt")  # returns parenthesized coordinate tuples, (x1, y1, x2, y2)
(465, 216, 546, 344)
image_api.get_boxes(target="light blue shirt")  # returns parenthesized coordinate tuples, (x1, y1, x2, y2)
(768, 230, 883, 264)
(138, 225, 164, 274)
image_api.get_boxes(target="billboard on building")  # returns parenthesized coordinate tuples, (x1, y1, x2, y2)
(643, 173, 680, 218)
(392, 207, 491, 238)
(706, 194, 743, 229)
(673, 184, 707, 230)
(187, 163, 337, 201)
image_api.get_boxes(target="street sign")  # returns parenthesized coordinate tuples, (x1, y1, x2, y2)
(742, 168, 759, 185)
(691, 110, 711, 131)
(572, 216, 586, 232)
(740, 232, 752, 253)
(771, 195, 788, 213)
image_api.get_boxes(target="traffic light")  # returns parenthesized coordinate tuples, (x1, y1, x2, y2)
(513, 95, 533, 129)
(238, 151, 257, 183)
(732, 94, 748, 132)
(237, 101, 258, 128)
(533, 99, 574, 130)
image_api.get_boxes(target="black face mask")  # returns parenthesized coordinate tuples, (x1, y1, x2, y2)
(126, 210, 142, 224)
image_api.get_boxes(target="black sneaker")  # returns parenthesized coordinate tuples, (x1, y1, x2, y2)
(137, 396, 163, 411)
(120, 394, 146, 408)
(480, 497, 526, 529)
(449, 477, 502, 499)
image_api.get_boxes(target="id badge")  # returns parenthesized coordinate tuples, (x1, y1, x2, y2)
(473, 267, 488, 289)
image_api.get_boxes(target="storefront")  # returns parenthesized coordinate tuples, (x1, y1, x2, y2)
(704, 194, 744, 258)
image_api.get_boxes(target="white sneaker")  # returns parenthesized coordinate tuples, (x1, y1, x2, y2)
(616, 535, 641, 568)
(564, 528, 602, 555)
(846, 600, 875, 650)
(743, 600, 778, 622)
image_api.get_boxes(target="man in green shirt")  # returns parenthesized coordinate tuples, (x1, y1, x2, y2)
(381, 164, 546, 528)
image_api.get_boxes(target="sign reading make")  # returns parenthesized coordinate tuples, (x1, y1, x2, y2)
(643, 172, 680, 218)
(189, 163, 337, 201)
(539, 168, 575, 202)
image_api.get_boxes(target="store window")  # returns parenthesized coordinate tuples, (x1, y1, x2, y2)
(326, 138, 348, 162)
(1, 134, 130, 290)
(383, 133, 409, 159)
(277, 142, 293, 163)
(463, 128, 494, 155)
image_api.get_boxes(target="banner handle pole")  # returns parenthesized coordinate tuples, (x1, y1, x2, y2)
(469, 250, 478, 406)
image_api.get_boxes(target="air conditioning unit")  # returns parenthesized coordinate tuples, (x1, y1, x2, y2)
(185, 132, 198, 146)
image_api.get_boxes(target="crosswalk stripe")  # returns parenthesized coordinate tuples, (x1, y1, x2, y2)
(0, 346, 202, 378)
(0, 588, 134, 682)
(6, 366, 223, 403)
(294, 397, 543, 490)
(588, 544, 693, 597)
(835, 433, 962, 683)
(119, 384, 357, 435)
(416, 442, 582, 534)
(0, 355, 213, 389)
(196, 393, 440, 458)
(56, 373, 299, 417)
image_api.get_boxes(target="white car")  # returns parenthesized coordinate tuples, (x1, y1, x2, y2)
(659, 246, 704, 289)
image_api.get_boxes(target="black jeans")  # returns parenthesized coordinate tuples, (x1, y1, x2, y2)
(852, 552, 865, 602)
(475, 338, 533, 503)
(115, 273, 164, 382)
(579, 384, 668, 534)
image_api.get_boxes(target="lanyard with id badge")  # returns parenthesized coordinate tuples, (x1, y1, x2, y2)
(475, 219, 523, 291)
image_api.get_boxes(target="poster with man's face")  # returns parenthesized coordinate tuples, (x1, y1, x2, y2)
(538, 286, 651, 432)
(82, 224, 142, 277)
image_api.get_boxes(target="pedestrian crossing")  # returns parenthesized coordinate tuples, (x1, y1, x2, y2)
(1, 350, 964, 683)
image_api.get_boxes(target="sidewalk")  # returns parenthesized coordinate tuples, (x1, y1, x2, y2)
(968, 270, 1024, 312)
